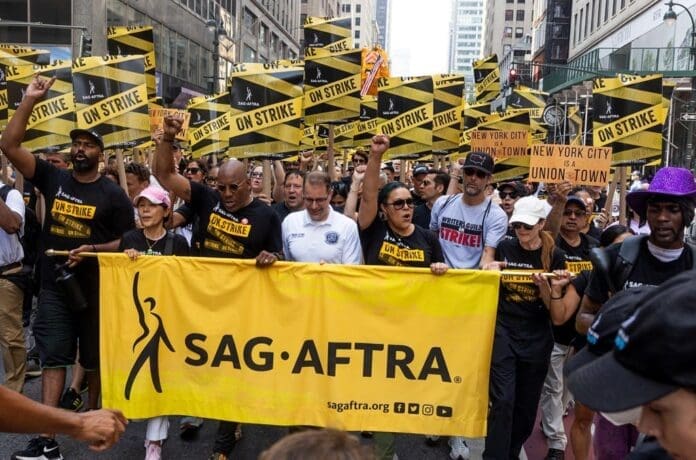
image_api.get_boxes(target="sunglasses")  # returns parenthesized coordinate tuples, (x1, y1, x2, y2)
(216, 180, 246, 193)
(563, 209, 587, 217)
(512, 222, 535, 231)
(386, 198, 415, 210)
(499, 191, 518, 199)
(463, 168, 488, 179)
(185, 167, 201, 174)
(353, 158, 367, 165)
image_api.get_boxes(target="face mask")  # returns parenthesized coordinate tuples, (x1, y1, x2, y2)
(601, 406, 642, 426)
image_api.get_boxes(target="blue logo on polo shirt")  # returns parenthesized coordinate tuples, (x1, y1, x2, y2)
(325, 231, 339, 245)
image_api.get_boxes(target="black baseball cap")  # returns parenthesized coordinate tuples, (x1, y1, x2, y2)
(563, 285, 655, 378)
(463, 151, 494, 175)
(412, 165, 435, 176)
(498, 181, 527, 197)
(565, 196, 588, 211)
(69, 129, 104, 151)
(567, 270, 696, 412)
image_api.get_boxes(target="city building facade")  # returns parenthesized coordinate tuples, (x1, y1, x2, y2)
(0, 0, 301, 103)
(449, 0, 485, 76)
(340, 0, 378, 48)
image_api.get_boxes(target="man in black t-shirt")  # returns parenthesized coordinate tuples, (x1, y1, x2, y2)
(272, 169, 305, 222)
(578, 167, 696, 336)
(1, 75, 135, 460)
(412, 171, 448, 229)
(154, 114, 282, 459)
(541, 196, 598, 458)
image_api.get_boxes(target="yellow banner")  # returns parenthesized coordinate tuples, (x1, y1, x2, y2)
(99, 255, 500, 436)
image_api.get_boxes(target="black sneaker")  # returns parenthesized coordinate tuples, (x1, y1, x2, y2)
(11, 436, 63, 460)
(58, 387, 83, 412)
(545, 448, 565, 460)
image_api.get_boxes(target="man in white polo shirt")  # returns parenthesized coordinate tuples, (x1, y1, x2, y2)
(282, 171, 363, 264)
(0, 181, 26, 393)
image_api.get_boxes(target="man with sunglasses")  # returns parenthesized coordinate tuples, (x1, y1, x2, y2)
(428, 151, 508, 459)
(430, 151, 508, 270)
(154, 114, 282, 460)
(413, 171, 449, 229)
(539, 196, 599, 459)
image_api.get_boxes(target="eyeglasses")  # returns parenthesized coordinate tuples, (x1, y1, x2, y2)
(304, 196, 329, 205)
(250, 172, 263, 179)
(512, 222, 535, 230)
(499, 191, 518, 199)
(386, 198, 415, 210)
(463, 168, 488, 179)
(563, 209, 587, 217)
(185, 167, 200, 174)
(216, 180, 247, 193)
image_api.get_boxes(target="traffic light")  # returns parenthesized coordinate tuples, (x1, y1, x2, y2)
(80, 34, 93, 57)
(508, 68, 518, 86)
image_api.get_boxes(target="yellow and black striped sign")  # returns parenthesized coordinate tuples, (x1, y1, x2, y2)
(458, 102, 492, 152)
(107, 26, 157, 100)
(0, 45, 50, 131)
(72, 55, 149, 149)
(567, 105, 583, 145)
(354, 96, 378, 147)
(473, 55, 500, 103)
(300, 123, 315, 149)
(303, 16, 353, 53)
(507, 86, 547, 123)
(6, 61, 74, 152)
(377, 76, 433, 159)
(433, 74, 464, 154)
(227, 62, 303, 158)
(593, 74, 665, 164)
(304, 48, 361, 125)
(187, 92, 230, 159)
(314, 122, 355, 149)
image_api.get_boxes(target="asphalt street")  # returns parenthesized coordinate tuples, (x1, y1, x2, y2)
(0, 368, 463, 459)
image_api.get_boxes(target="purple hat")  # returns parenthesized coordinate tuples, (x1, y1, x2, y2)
(626, 167, 696, 217)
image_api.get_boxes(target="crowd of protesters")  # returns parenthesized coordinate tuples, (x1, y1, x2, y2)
(0, 74, 695, 460)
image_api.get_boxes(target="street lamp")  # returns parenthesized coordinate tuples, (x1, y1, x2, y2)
(664, 0, 696, 169)
(206, 17, 227, 93)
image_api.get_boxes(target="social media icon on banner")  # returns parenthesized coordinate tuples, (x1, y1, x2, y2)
(436, 405, 453, 418)
(408, 403, 420, 414)
(394, 402, 406, 414)
(422, 404, 434, 416)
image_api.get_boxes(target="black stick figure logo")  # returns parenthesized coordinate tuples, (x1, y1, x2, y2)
(124, 272, 175, 400)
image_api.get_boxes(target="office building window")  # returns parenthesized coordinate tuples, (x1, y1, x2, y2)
(516, 10, 524, 20)
(612, 0, 617, 15)
(573, 13, 578, 45)
(243, 44, 256, 61)
(355, 17, 361, 26)
(590, 0, 595, 31)
(584, 5, 589, 37)
(504, 26, 513, 37)
(356, 4, 361, 12)
(604, 0, 609, 21)
(515, 27, 524, 38)
(505, 9, 514, 20)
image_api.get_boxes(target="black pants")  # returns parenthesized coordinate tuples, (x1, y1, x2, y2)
(483, 325, 551, 459)
(214, 421, 239, 455)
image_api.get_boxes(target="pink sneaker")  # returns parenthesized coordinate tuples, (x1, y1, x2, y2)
(145, 441, 162, 460)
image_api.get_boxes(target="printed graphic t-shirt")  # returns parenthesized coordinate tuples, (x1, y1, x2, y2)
(188, 181, 282, 258)
(361, 218, 443, 267)
(30, 159, 135, 290)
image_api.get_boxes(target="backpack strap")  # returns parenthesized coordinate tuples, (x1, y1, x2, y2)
(611, 234, 648, 293)
(163, 231, 175, 256)
(0, 184, 10, 202)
